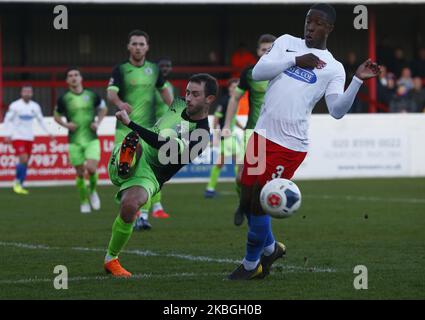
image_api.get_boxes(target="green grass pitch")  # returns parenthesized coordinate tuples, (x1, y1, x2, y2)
(0, 178, 424, 299)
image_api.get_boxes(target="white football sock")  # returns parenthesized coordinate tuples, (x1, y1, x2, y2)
(152, 202, 163, 212)
(263, 241, 276, 256)
(104, 254, 117, 263)
(242, 258, 260, 271)
(140, 211, 149, 220)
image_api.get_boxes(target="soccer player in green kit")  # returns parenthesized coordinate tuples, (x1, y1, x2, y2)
(222, 34, 276, 226)
(104, 74, 217, 277)
(107, 30, 173, 229)
(204, 78, 243, 198)
(54, 68, 107, 213)
(150, 57, 175, 219)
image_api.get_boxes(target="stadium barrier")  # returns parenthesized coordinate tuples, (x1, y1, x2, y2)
(1, 113, 425, 187)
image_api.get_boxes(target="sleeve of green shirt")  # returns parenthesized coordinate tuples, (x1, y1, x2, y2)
(155, 70, 166, 90)
(54, 95, 65, 116)
(94, 92, 106, 110)
(107, 65, 123, 92)
(236, 66, 250, 95)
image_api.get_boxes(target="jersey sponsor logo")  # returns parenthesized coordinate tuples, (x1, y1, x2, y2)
(283, 66, 317, 84)
(83, 95, 89, 101)
(18, 114, 35, 121)
(144, 67, 153, 75)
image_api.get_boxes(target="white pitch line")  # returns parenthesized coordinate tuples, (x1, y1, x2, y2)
(0, 241, 337, 274)
(219, 191, 425, 204)
(0, 272, 228, 285)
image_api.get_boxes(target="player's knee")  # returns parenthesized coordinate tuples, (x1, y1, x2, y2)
(86, 165, 96, 175)
(120, 190, 148, 222)
(120, 200, 140, 223)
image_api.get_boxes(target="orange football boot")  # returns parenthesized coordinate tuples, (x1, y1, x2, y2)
(104, 259, 132, 278)
(152, 209, 170, 219)
(118, 131, 141, 179)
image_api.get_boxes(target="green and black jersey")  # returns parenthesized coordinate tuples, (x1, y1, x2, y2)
(108, 60, 166, 144)
(128, 98, 210, 187)
(237, 65, 269, 129)
(215, 94, 236, 131)
(55, 89, 103, 144)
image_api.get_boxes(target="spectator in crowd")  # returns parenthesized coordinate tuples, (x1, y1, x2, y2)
(411, 77, 425, 112)
(377, 66, 397, 107)
(410, 47, 425, 78)
(230, 42, 257, 77)
(397, 67, 414, 91)
(389, 84, 417, 113)
(389, 48, 408, 78)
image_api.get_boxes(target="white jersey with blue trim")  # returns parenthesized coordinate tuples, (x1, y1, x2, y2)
(253, 34, 346, 152)
(3, 98, 48, 141)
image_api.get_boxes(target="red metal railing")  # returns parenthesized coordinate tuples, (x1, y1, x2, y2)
(0, 65, 399, 120)
(0, 66, 235, 120)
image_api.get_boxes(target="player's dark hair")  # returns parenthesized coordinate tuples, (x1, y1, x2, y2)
(309, 3, 336, 24)
(65, 66, 81, 78)
(189, 73, 218, 98)
(128, 30, 150, 44)
(258, 34, 277, 47)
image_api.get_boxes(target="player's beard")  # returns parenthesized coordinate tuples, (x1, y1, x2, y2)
(186, 104, 203, 117)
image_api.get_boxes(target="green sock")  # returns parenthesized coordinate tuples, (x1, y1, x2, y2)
(89, 172, 98, 193)
(207, 165, 221, 191)
(151, 190, 161, 204)
(107, 216, 134, 258)
(76, 177, 89, 203)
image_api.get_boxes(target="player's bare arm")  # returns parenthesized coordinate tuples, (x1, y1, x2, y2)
(91, 103, 108, 132)
(160, 86, 173, 106)
(107, 89, 132, 114)
(355, 59, 381, 80)
(115, 110, 131, 126)
(222, 90, 243, 137)
(54, 113, 78, 132)
(295, 53, 321, 69)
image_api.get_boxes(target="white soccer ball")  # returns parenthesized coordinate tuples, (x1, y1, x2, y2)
(260, 178, 302, 219)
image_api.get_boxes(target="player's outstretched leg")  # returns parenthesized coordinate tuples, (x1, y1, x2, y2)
(228, 184, 265, 280)
(86, 159, 100, 211)
(205, 164, 222, 198)
(104, 186, 149, 277)
(151, 191, 169, 219)
(13, 153, 30, 195)
(75, 167, 90, 214)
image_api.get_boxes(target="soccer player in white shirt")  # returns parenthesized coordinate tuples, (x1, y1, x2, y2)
(228, 3, 381, 280)
(3, 85, 52, 194)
